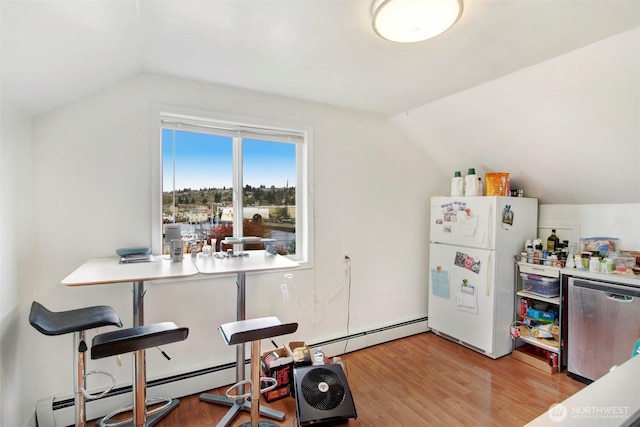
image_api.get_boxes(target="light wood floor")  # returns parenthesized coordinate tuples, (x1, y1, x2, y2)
(92, 332, 586, 427)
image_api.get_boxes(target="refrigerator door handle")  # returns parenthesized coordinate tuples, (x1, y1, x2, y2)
(484, 251, 492, 297)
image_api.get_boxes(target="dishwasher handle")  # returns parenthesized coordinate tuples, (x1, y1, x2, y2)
(571, 278, 640, 299)
(605, 293, 634, 302)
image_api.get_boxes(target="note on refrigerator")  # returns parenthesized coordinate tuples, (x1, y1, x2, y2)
(457, 280, 477, 314)
(431, 268, 449, 299)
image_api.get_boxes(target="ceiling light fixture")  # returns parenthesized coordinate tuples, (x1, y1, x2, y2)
(372, 0, 463, 43)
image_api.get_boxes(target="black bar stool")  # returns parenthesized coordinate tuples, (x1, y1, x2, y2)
(29, 301, 123, 427)
(91, 322, 189, 427)
(215, 316, 298, 427)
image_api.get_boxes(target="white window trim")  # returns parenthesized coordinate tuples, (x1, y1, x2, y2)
(150, 104, 314, 268)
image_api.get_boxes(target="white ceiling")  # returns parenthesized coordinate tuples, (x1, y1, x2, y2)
(2, 0, 639, 117)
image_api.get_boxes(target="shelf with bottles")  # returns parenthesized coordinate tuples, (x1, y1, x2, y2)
(515, 256, 563, 280)
(516, 253, 566, 269)
(521, 229, 571, 270)
(512, 259, 563, 372)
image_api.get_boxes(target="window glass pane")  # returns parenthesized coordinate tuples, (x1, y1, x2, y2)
(162, 129, 232, 253)
(156, 111, 308, 263)
(243, 139, 297, 255)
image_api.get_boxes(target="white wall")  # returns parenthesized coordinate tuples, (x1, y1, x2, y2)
(539, 204, 640, 251)
(391, 28, 640, 206)
(0, 101, 36, 426)
(23, 73, 438, 420)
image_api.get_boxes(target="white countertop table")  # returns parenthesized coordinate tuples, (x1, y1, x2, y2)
(62, 255, 199, 287)
(62, 256, 198, 426)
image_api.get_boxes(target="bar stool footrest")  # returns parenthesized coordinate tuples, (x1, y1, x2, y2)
(238, 422, 279, 427)
(224, 377, 277, 401)
(80, 370, 116, 400)
(98, 397, 177, 427)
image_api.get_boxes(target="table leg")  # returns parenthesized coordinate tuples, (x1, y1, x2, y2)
(132, 282, 146, 426)
(236, 272, 246, 389)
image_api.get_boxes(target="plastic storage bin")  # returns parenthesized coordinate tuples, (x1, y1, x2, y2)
(521, 273, 560, 297)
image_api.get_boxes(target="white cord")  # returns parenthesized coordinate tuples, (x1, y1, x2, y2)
(289, 260, 350, 312)
(80, 371, 117, 400)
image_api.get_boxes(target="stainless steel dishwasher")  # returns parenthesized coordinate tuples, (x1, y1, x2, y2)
(568, 276, 640, 383)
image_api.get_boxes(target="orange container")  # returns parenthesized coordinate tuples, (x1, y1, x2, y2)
(485, 172, 510, 196)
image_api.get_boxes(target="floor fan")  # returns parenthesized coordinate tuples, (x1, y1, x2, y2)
(294, 364, 357, 426)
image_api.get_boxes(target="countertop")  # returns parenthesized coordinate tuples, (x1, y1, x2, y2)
(518, 261, 640, 287)
(525, 354, 640, 426)
(561, 267, 640, 287)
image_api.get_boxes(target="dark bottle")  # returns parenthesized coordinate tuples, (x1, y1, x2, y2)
(534, 244, 543, 265)
(547, 229, 560, 252)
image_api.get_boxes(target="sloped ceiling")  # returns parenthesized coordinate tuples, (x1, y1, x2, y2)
(2, 0, 639, 117)
(392, 26, 640, 205)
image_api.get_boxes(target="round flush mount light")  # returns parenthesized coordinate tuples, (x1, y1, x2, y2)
(372, 0, 463, 43)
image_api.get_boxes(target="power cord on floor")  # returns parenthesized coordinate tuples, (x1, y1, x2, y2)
(343, 256, 352, 356)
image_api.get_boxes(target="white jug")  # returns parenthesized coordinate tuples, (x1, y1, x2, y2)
(464, 168, 479, 196)
(451, 171, 464, 197)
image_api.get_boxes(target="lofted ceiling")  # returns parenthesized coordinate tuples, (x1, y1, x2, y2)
(1, 0, 639, 117)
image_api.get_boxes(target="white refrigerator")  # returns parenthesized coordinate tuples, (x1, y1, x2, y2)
(428, 196, 538, 358)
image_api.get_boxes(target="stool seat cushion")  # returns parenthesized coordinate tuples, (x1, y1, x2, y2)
(220, 316, 298, 345)
(29, 301, 123, 336)
(91, 322, 189, 359)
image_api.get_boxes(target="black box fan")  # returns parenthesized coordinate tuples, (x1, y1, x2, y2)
(293, 364, 357, 426)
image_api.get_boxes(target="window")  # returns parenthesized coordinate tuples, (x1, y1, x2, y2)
(151, 107, 312, 265)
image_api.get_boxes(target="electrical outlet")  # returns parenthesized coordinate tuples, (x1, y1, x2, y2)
(281, 282, 290, 302)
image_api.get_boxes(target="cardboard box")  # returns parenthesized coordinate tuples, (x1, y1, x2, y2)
(260, 347, 293, 402)
(289, 341, 311, 366)
(512, 345, 556, 374)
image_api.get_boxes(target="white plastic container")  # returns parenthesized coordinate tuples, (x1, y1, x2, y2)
(451, 171, 464, 196)
(464, 168, 479, 196)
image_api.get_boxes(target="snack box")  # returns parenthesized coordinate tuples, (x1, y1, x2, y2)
(260, 347, 293, 402)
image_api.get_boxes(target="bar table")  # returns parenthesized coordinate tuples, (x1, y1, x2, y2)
(194, 250, 299, 427)
(62, 255, 198, 426)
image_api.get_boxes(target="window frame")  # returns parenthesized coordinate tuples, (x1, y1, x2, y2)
(150, 105, 313, 267)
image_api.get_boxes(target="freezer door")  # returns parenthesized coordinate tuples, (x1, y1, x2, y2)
(428, 243, 503, 356)
(430, 197, 495, 249)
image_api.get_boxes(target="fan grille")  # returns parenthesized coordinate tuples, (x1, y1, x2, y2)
(300, 367, 346, 410)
